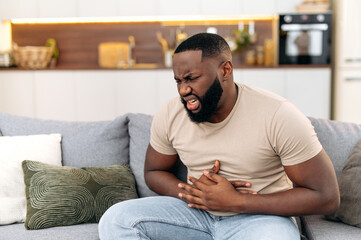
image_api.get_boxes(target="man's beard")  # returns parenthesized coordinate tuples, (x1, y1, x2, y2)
(181, 77, 223, 123)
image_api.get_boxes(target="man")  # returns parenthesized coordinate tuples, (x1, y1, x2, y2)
(99, 33, 339, 239)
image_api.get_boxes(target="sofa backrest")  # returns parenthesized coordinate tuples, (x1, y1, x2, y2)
(308, 117, 361, 178)
(126, 113, 187, 198)
(0, 112, 129, 168)
(2, 111, 359, 198)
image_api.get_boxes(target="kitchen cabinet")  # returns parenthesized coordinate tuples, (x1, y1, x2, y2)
(158, 0, 201, 16)
(234, 68, 331, 119)
(218, 0, 303, 15)
(78, 0, 118, 17)
(0, 0, 37, 20)
(35, 70, 162, 120)
(200, 0, 242, 15)
(115, 70, 159, 116)
(0, 0, 306, 21)
(242, 0, 276, 15)
(118, 0, 159, 17)
(34, 71, 77, 121)
(335, 0, 361, 68)
(275, 0, 304, 14)
(75, 71, 118, 121)
(37, 0, 78, 18)
(285, 69, 331, 119)
(334, 70, 361, 124)
(234, 69, 286, 97)
(156, 70, 179, 109)
(333, 0, 361, 123)
(0, 71, 35, 117)
(0, 68, 330, 121)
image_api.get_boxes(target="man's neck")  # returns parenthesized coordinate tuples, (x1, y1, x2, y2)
(208, 83, 238, 123)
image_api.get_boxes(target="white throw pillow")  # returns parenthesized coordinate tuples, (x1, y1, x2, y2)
(0, 134, 62, 225)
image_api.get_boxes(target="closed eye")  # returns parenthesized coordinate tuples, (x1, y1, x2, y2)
(175, 75, 200, 84)
(186, 75, 199, 81)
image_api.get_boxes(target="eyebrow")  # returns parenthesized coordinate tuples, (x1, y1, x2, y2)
(174, 72, 197, 81)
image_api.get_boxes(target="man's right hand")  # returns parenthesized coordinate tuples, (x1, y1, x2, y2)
(184, 160, 257, 194)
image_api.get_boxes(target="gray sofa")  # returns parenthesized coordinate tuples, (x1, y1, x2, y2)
(0, 112, 360, 240)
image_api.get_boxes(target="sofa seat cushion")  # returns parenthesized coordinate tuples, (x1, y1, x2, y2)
(0, 112, 129, 167)
(302, 215, 361, 240)
(0, 223, 99, 240)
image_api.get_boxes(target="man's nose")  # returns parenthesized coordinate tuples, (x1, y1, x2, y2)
(178, 82, 191, 96)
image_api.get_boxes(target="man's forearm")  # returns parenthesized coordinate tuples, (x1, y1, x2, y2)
(145, 170, 186, 198)
(231, 186, 339, 216)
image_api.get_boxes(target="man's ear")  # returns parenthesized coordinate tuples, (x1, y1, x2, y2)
(221, 61, 233, 81)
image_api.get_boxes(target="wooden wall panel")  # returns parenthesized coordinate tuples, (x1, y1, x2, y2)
(11, 21, 273, 69)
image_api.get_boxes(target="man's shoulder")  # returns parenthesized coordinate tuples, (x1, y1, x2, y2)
(237, 83, 288, 115)
(238, 83, 287, 103)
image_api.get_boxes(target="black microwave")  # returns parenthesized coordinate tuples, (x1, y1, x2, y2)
(278, 13, 332, 65)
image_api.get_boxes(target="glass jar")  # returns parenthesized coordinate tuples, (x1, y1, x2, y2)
(256, 46, 264, 65)
(264, 39, 275, 66)
(245, 50, 256, 65)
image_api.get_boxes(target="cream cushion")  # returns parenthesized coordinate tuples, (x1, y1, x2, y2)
(0, 134, 62, 225)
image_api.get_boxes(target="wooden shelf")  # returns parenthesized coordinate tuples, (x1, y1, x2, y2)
(0, 64, 330, 71)
(11, 19, 275, 69)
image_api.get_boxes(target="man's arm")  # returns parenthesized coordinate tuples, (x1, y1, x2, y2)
(178, 149, 340, 216)
(144, 144, 183, 198)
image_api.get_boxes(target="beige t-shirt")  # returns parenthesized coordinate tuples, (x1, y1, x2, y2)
(150, 83, 322, 215)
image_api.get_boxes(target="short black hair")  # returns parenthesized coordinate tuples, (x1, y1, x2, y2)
(174, 33, 231, 59)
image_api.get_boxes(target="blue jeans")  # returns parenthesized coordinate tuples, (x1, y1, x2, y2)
(99, 196, 300, 240)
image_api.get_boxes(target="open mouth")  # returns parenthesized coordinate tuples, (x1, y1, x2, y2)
(184, 96, 201, 112)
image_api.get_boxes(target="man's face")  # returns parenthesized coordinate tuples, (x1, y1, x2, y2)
(181, 76, 223, 123)
(173, 50, 223, 123)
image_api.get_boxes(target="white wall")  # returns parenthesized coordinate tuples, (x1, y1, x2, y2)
(0, 0, 304, 20)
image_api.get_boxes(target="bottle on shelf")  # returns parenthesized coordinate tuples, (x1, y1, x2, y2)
(245, 50, 256, 65)
(256, 46, 264, 65)
(264, 38, 275, 66)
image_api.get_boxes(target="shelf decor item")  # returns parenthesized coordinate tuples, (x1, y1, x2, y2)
(233, 28, 251, 53)
(46, 38, 59, 68)
(12, 40, 55, 69)
(98, 42, 130, 69)
(296, 0, 330, 13)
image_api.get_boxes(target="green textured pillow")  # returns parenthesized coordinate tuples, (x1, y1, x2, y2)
(22, 160, 138, 230)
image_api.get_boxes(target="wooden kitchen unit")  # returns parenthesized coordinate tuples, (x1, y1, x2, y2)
(10, 16, 276, 69)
